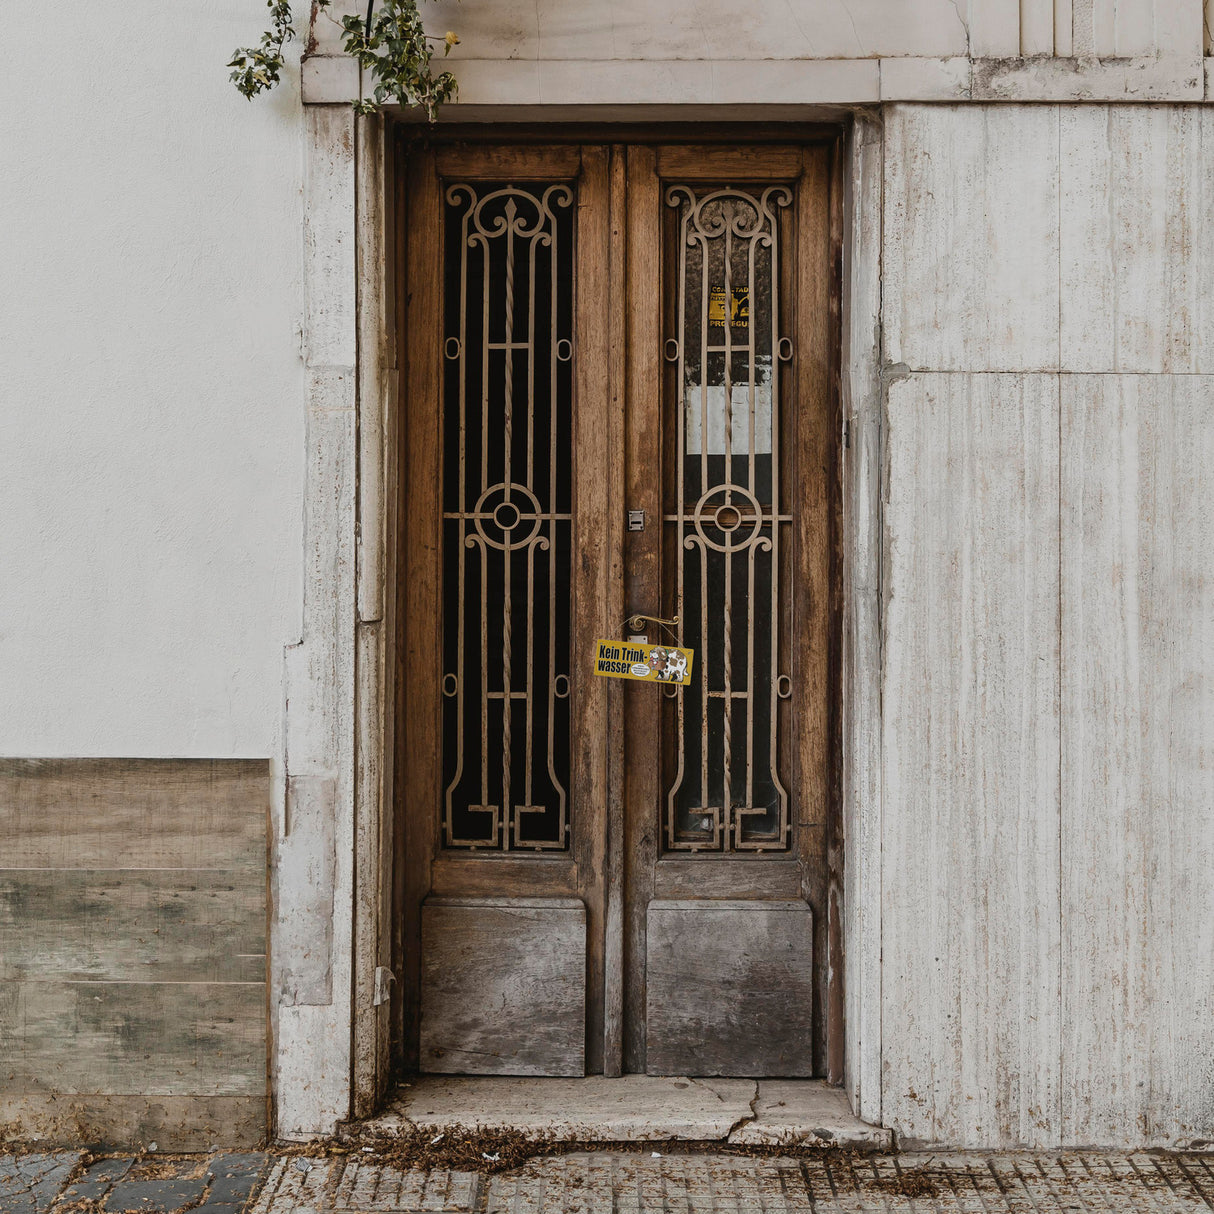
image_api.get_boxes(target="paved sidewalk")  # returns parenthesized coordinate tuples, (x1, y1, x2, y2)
(253, 1150, 1214, 1213)
(0, 1150, 270, 1214)
(4, 1148, 1214, 1213)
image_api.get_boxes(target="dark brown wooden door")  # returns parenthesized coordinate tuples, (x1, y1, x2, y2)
(395, 138, 839, 1080)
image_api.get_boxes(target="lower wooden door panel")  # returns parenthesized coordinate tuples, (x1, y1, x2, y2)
(645, 900, 815, 1076)
(420, 897, 586, 1076)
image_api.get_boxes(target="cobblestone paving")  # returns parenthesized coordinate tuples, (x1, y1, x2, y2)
(0, 1150, 270, 1213)
(248, 1151, 1214, 1213)
(0, 1152, 83, 1214)
(3, 1149, 1213, 1213)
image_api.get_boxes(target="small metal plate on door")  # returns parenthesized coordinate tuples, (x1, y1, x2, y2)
(627, 509, 645, 531)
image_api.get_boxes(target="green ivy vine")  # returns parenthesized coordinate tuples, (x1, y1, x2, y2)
(229, 0, 459, 121)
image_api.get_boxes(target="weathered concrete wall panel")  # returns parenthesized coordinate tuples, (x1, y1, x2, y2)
(881, 373, 1062, 1147)
(884, 106, 1060, 373)
(304, 1, 1209, 106)
(1060, 373, 1214, 1147)
(880, 104, 1214, 1149)
(274, 103, 359, 1141)
(421, 0, 970, 60)
(1061, 108, 1214, 374)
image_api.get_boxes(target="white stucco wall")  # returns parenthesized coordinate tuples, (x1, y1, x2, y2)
(0, 1, 306, 757)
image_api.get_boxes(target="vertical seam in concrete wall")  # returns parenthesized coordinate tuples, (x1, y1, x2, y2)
(350, 106, 392, 1120)
(349, 100, 363, 1118)
(1057, 0, 1074, 55)
(1055, 104, 1065, 1136)
(842, 112, 885, 1127)
(874, 111, 888, 1134)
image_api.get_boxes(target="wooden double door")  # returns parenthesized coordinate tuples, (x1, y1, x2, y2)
(397, 136, 840, 1079)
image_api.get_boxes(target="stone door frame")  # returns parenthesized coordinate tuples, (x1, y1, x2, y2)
(273, 92, 885, 1139)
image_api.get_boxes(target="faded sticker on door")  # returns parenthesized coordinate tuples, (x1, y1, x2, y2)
(593, 640, 694, 685)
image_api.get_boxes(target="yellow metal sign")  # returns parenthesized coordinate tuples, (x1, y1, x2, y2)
(593, 639, 694, 685)
(708, 285, 749, 329)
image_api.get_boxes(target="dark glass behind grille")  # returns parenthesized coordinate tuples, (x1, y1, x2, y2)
(663, 185, 793, 853)
(440, 183, 575, 851)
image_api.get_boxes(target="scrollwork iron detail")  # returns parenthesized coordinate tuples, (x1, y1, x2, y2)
(441, 182, 574, 851)
(663, 184, 793, 853)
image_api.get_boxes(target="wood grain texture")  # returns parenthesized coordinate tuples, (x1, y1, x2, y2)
(433, 145, 582, 178)
(399, 145, 445, 1073)
(616, 142, 840, 1078)
(824, 135, 847, 1087)
(652, 860, 803, 901)
(601, 145, 629, 1078)
(0, 758, 268, 1138)
(429, 856, 578, 898)
(881, 372, 1061, 1147)
(390, 123, 412, 1074)
(0, 759, 267, 870)
(1060, 373, 1214, 1147)
(621, 143, 662, 1076)
(654, 146, 803, 180)
(419, 898, 586, 1076)
(883, 105, 1060, 373)
(394, 144, 620, 1079)
(1060, 107, 1213, 374)
(0, 869, 264, 984)
(0, 1094, 264, 1151)
(645, 900, 814, 1077)
(795, 143, 841, 1080)
(1, 981, 265, 1096)
(571, 145, 613, 1077)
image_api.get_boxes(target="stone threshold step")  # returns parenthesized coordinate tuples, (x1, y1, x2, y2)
(357, 1076, 891, 1150)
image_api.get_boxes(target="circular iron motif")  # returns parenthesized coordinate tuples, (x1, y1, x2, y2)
(688, 483, 768, 553)
(469, 482, 545, 551)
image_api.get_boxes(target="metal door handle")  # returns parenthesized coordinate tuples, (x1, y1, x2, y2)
(626, 613, 679, 632)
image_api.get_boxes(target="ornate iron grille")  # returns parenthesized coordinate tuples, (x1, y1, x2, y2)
(441, 183, 574, 851)
(663, 184, 794, 853)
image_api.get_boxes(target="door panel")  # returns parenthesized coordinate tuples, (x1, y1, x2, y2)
(397, 136, 839, 1079)
(398, 144, 615, 1075)
(622, 145, 838, 1077)
(645, 900, 814, 1075)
